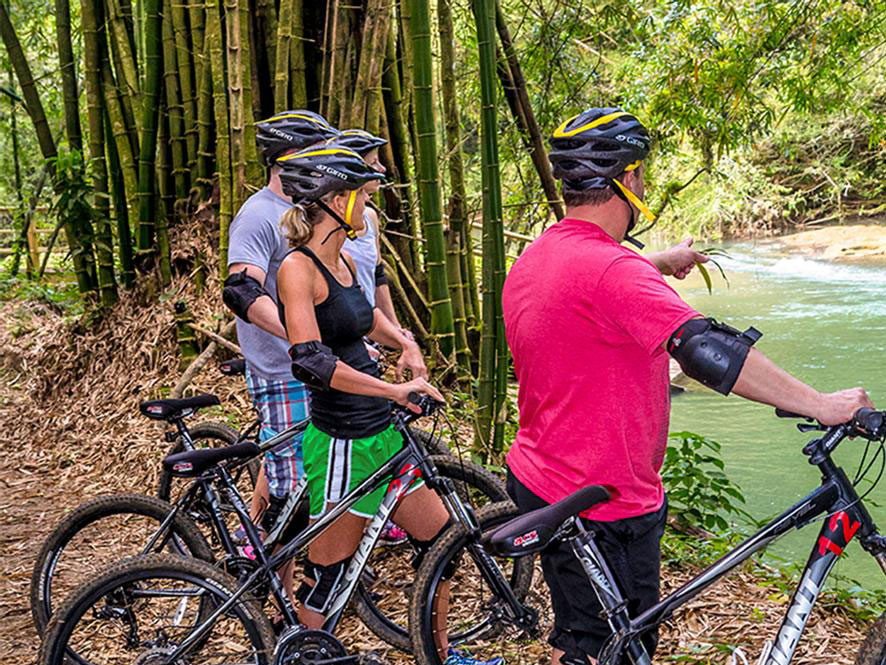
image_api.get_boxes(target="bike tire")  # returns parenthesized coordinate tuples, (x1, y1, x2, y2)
(409, 501, 537, 665)
(857, 611, 886, 664)
(30, 493, 213, 636)
(38, 552, 274, 665)
(156, 420, 255, 503)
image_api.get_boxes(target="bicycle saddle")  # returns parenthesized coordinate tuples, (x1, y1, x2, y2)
(219, 358, 247, 376)
(139, 394, 221, 421)
(485, 485, 614, 557)
(162, 441, 260, 477)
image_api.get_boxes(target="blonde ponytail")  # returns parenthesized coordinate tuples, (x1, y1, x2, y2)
(280, 201, 322, 246)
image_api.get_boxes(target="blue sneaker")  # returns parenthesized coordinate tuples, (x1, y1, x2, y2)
(443, 648, 503, 665)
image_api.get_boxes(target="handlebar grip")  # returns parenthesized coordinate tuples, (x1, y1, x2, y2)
(854, 408, 886, 440)
(407, 391, 421, 404)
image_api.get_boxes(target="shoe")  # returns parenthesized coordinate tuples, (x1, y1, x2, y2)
(379, 520, 408, 543)
(443, 648, 503, 665)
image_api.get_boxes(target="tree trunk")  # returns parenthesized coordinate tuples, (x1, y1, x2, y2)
(438, 0, 472, 380)
(155, 101, 173, 285)
(136, 0, 164, 251)
(472, 0, 507, 454)
(495, 0, 563, 222)
(55, 0, 83, 152)
(82, 0, 119, 305)
(106, 0, 141, 134)
(409, 0, 454, 360)
(6, 67, 28, 277)
(254, 0, 276, 114)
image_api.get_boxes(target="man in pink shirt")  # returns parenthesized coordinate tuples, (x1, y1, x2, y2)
(501, 108, 873, 665)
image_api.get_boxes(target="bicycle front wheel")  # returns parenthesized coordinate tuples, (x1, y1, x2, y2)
(30, 493, 213, 636)
(409, 502, 540, 665)
(39, 553, 274, 665)
(352, 458, 510, 650)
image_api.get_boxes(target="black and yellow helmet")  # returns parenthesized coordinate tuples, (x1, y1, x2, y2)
(276, 144, 383, 202)
(549, 108, 655, 247)
(335, 129, 388, 156)
(548, 108, 651, 182)
(255, 110, 340, 163)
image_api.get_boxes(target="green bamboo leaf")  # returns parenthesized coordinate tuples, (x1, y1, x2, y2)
(697, 262, 713, 294)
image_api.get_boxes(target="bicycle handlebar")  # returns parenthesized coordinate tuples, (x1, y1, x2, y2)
(391, 392, 443, 424)
(775, 407, 886, 442)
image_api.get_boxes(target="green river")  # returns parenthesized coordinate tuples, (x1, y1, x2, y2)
(667, 238, 886, 589)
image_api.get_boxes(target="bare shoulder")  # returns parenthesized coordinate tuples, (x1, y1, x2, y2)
(278, 251, 317, 295)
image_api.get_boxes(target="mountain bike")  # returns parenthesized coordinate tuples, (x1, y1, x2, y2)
(37, 396, 532, 665)
(408, 408, 886, 665)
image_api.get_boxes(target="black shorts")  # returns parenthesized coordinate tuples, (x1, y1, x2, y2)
(506, 469, 667, 665)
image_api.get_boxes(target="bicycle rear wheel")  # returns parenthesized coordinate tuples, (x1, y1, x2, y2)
(38, 553, 274, 665)
(352, 458, 510, 650)
(30, 493, 213, 636)
(409, 502, 543, 665)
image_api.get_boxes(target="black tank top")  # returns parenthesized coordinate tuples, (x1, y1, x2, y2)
(278, 246, 391, 438)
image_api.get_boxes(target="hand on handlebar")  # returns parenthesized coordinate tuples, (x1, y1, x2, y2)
(813, 387, 874, 426)
(389, 377, 445, 414)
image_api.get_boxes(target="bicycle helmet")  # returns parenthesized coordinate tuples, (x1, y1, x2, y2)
(255, 110, 340, 163)
(335, 129, 388, 156)
(549, 108, 655, 247)
(276, 144, 384, 240)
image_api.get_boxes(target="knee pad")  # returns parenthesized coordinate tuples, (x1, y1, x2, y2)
(407, 520, 461, 579)
(668, 317, 761, 395)
(296, 558, 349, 614)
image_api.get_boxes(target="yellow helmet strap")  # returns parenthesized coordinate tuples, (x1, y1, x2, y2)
(316, 195, 358, 244)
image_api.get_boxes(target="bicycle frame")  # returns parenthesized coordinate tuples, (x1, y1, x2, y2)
(162, 412, 480, 662)
(571, 423, 886, 665)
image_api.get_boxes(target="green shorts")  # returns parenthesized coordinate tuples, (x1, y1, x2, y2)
(302, 422, 423, 518)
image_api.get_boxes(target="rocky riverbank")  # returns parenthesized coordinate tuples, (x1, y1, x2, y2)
(775, 221, 886, 261)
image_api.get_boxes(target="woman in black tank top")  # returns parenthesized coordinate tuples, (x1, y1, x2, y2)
(274, 145, 451, 632)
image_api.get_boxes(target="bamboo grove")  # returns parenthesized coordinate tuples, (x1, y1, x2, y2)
(0, 0, 565, 452)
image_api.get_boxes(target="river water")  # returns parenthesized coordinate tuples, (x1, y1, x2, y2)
(667, 239, 886, 588)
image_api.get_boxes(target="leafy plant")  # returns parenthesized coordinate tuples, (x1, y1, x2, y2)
(662, 430, 751, 530)
(696, 247, 730, 294)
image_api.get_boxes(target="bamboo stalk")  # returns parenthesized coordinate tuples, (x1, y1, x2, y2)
(349, 0, 391, 128)
(105, 107, 135, 287)
(274, 0, 294, 108)
(170, 0, 197, 171)
(136, 0, 164, 251)
(82, 0, 118, 305)
(55, 0, 83, 152)
(206, 0, 233, 276)
(100, 56, 140, 228)
(289, 0, 307, 108)
(438, 0, 471, 380)
(161, 0, 188, 205)
(472, 0, 507, 453)
(106, 0, 142, 140)
(495, 0, 563, 222)
(195, 36, 214, 190)
(408, 0, 454, 359)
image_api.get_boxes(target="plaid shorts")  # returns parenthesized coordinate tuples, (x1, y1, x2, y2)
(244, 367, 310, 499)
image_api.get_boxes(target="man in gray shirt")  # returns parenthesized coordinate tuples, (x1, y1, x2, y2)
(224, 111, 340, 530)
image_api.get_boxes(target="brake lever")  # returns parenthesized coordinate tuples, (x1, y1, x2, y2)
(797, 423, 826, 433)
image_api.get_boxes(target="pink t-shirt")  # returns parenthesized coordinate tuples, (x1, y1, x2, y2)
(502, 218, 699, 521)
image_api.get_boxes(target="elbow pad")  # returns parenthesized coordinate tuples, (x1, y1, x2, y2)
(222, 269, 269, 323)
(374, 263, 388, 287)
(668, 318, 762, 395)
(289, 341, 338, 390)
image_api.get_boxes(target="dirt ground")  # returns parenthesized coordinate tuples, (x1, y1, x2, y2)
(0, 221, 877, 664)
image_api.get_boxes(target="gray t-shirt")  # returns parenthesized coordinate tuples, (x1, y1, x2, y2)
(343, 211, 379, 307)
(227, 187, 294, 382)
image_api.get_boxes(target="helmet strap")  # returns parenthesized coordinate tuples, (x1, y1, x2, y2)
(609, 177, 655, 249)
(315, 196, 358, 244)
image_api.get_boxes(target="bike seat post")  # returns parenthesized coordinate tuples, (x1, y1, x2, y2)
(570, 525, 652, 665)
(173, 417, 196, 451)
